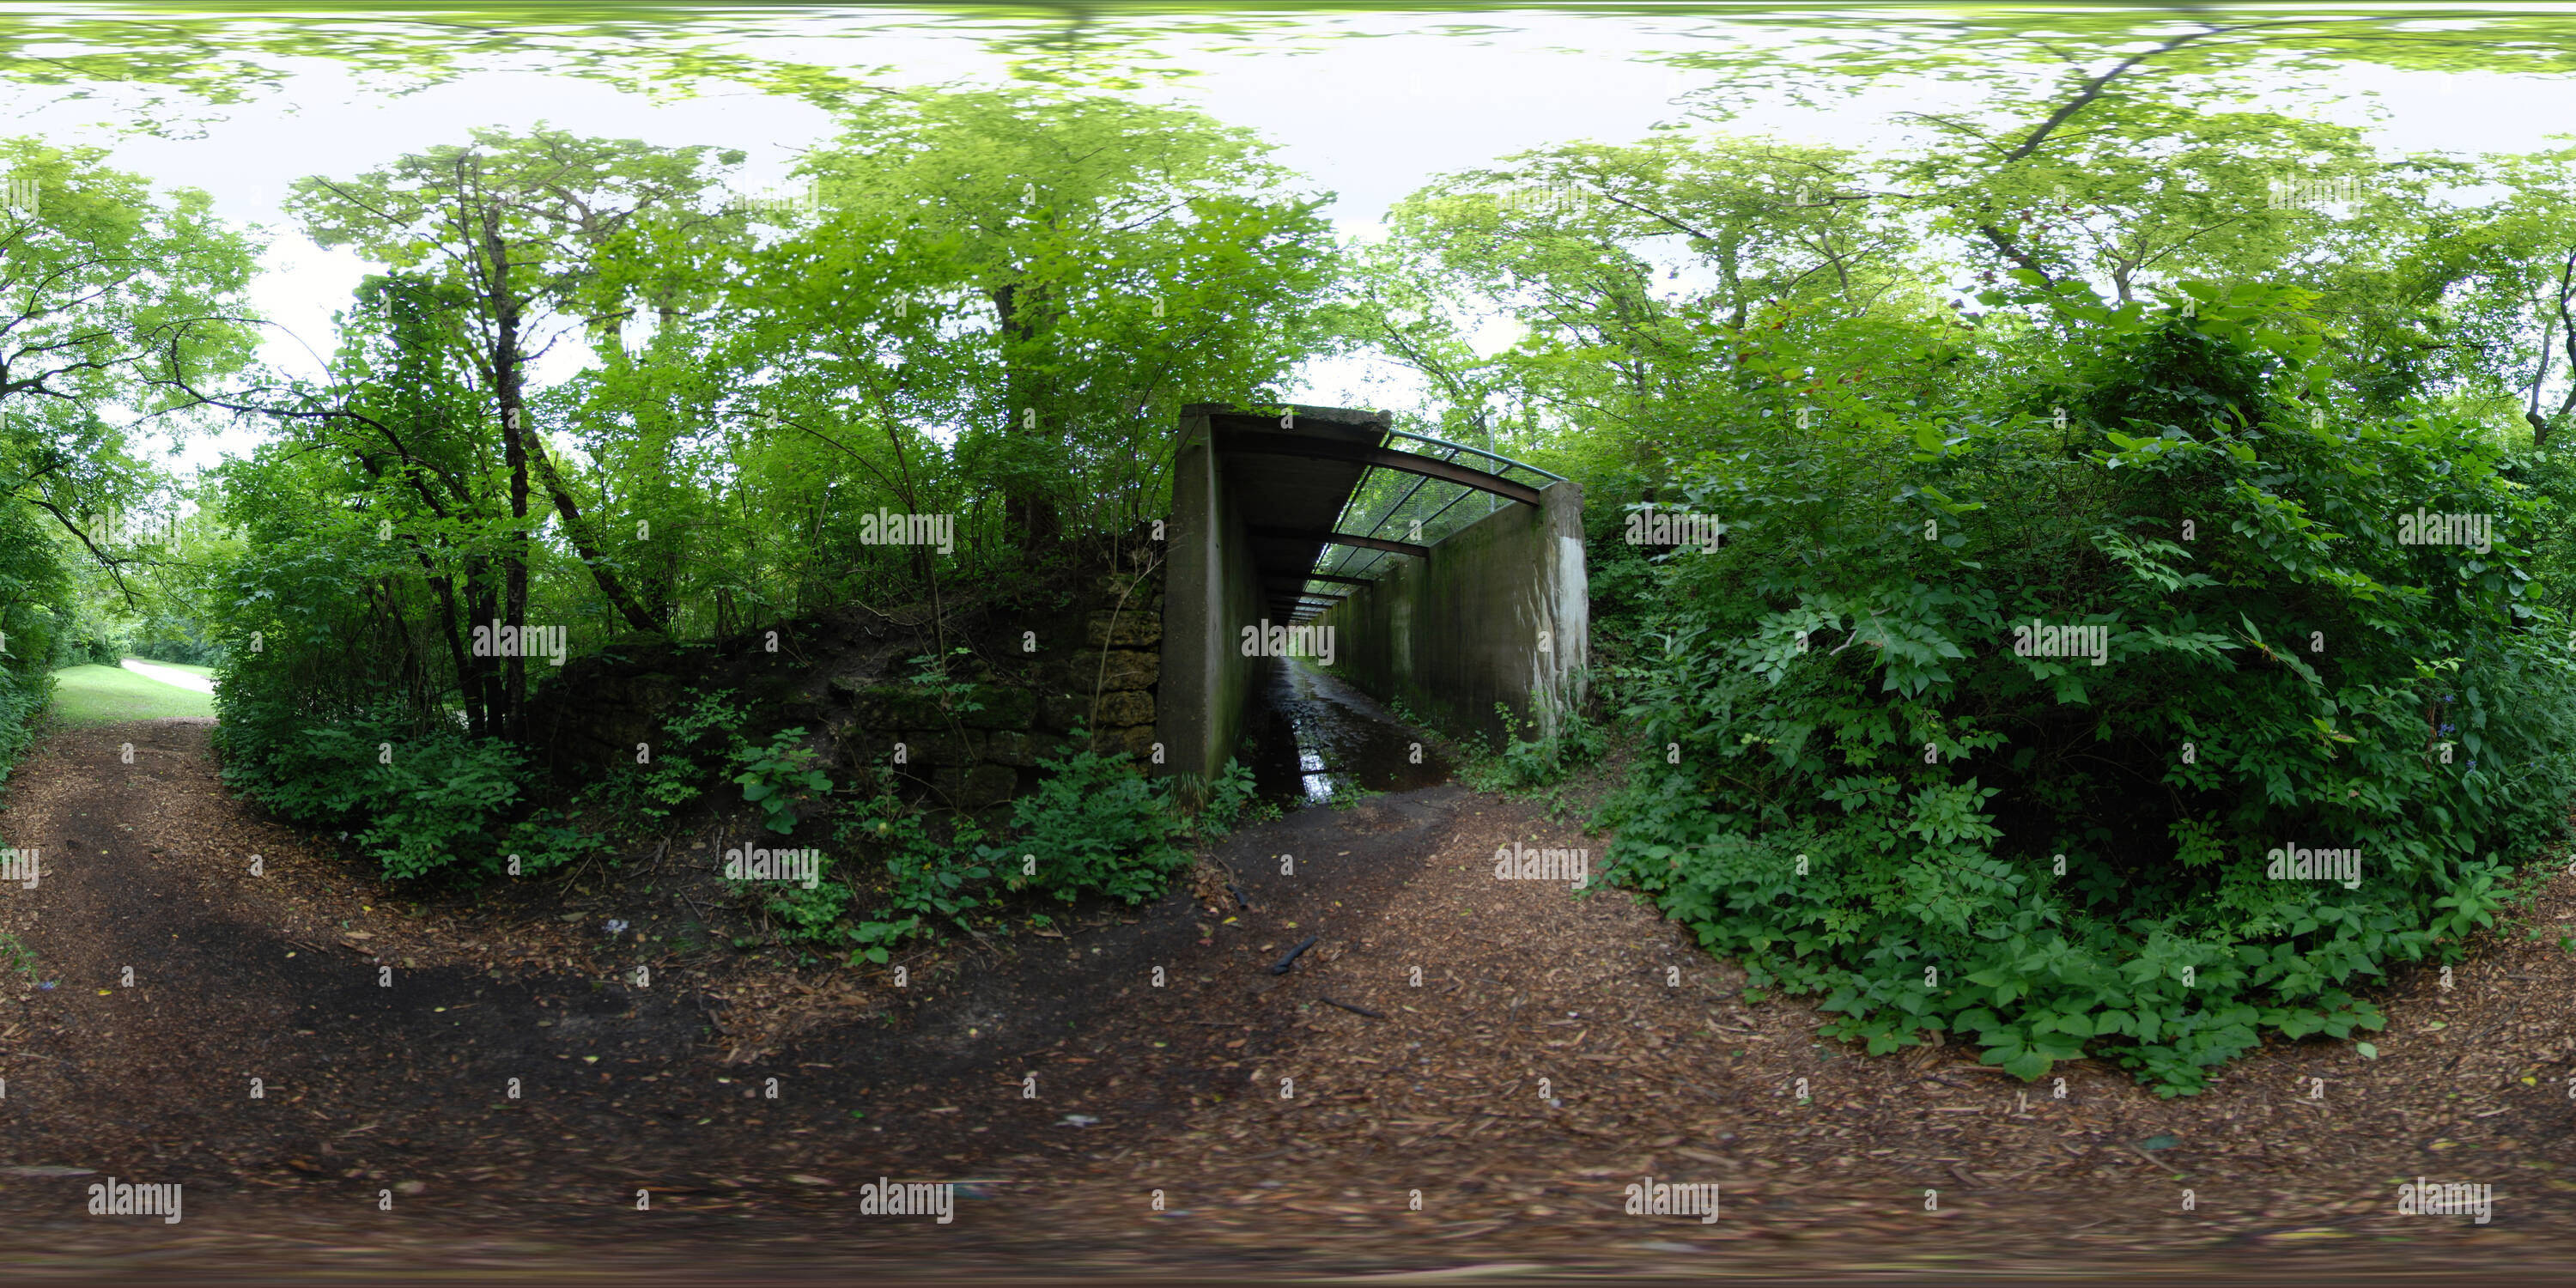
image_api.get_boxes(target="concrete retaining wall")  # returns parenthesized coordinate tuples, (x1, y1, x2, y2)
(1158, 408, 1267, 795)
(1316, 479, 1589, 749)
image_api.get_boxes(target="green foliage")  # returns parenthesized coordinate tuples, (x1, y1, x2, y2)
(748, 85, 1339, 550)
(1006, 733, 1187, 905)
(1598, 286, 2576, 1095)
(216, 699, 600, 882)
(1187, 757, 1274, 838)
(743, 848, 855, 946)
(906, 647, 985, 717)
(0, 669, 49, 781)
(731, 726, 833, 835)
(822, 766, 1004, 963)
(1459, 701, 1605, 793)
(579, 688, 746, 835)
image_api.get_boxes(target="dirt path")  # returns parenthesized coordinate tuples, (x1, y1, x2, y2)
(0, 720, 2567, 1281)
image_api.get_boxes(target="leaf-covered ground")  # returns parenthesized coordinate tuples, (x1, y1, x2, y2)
(0, 719, 2565, 1280)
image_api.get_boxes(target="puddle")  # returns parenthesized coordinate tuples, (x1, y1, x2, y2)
(1243, 657, 1449, 805)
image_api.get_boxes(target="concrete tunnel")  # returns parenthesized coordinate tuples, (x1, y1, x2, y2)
(1158, 403, 1589, 795)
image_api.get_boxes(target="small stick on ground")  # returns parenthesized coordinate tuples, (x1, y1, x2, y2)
(1270, 934, 1320, 975)
(1320, 996, 1385, 1019)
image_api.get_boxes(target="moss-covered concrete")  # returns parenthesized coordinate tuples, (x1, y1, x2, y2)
(1157, 407, 1266, 796)
(1316, 478, 1588, 749)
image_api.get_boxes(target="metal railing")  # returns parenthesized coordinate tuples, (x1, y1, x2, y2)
(1290, 428, 1562, 616)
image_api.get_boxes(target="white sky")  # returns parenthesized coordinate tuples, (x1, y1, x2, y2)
(6, 8, 2573, 477)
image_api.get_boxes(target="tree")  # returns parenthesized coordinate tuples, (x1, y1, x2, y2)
(772, 87, 1337, 555)
(0, 137, 257, 598)
(283, 127, 748, 734)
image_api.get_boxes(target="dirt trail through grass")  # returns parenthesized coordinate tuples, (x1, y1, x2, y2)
(0, 720, 2566, 1281)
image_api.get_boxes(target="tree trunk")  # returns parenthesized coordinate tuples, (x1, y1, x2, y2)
(483, 204, 532, 743)
(462, 556, 496, 738)
(989, 281, 1063, 555)
(521, 434, 659, 631)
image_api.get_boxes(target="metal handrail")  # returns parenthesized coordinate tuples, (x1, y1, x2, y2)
(1299, 428, 1564, 598)
(1380, 428, 1567, 483)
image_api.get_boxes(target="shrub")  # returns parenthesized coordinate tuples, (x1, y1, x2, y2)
(744, 849, 857, 947)
(732, 726, 834, 835)
(822, 766, 1005, 963)
(1598, 281, 2576, 1095)
(1460, 700, 1605, 793)
(1188, 757, 1274, 837)
(1008, 732, 1187, 904)
(216, 691, 605, 881)
(0, 669, 52, 787)
(579, 689, 747, 836)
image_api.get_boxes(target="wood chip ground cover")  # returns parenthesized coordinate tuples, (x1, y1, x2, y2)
(0, 720, 2567, 1279)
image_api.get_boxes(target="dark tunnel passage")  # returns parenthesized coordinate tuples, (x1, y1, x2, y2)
(1242, 655, 1450, 805)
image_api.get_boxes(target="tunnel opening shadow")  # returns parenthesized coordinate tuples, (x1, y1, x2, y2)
(1242, 655, 1450, 807)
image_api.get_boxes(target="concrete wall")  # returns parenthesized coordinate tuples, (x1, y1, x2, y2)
(1157, 409, 1267, 795)
(1316, 479, 1589, 749)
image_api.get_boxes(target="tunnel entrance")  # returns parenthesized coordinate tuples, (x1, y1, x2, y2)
(1161, 403, 1586, 800)
(1242, 655, 1450, 805)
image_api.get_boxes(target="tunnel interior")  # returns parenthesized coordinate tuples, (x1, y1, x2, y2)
(1242, 656, 1451, 805)
(1161, 403, 1587, 805)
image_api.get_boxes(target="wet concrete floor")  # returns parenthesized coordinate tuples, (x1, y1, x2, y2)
(1242, 656, 1449, 805)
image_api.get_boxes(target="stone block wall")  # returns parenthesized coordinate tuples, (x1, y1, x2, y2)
(524, 564, 1165, 819)
(829, 573, 1165, 813)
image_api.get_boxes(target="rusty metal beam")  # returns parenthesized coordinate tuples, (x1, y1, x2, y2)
(1251, 526, 1429, 558)
(1265, 569, 1378, 587)
(1217, 429, 1544, 507)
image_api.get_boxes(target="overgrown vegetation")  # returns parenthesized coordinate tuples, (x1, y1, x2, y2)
(578, 689, 750, 838)
(10, 21, 2576, 1104)
(1595, 284, 2576, 1095)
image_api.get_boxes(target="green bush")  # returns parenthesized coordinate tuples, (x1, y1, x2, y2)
(1460, 700, 1605, 793)
(216, 698, 603, 881)
(1008, 732, 1187, 904)
(0, 668, 51, 788)
(1188, 757, 1274, 837)
(579, 689, 748, 836)
(1599, 281, 2576, 1096)
(817, 766, 1006, 963)
(741, 848, 857, 947)
(732, 726, 835, 835)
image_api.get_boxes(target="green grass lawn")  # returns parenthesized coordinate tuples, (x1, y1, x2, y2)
(49, 663, 216, 723)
